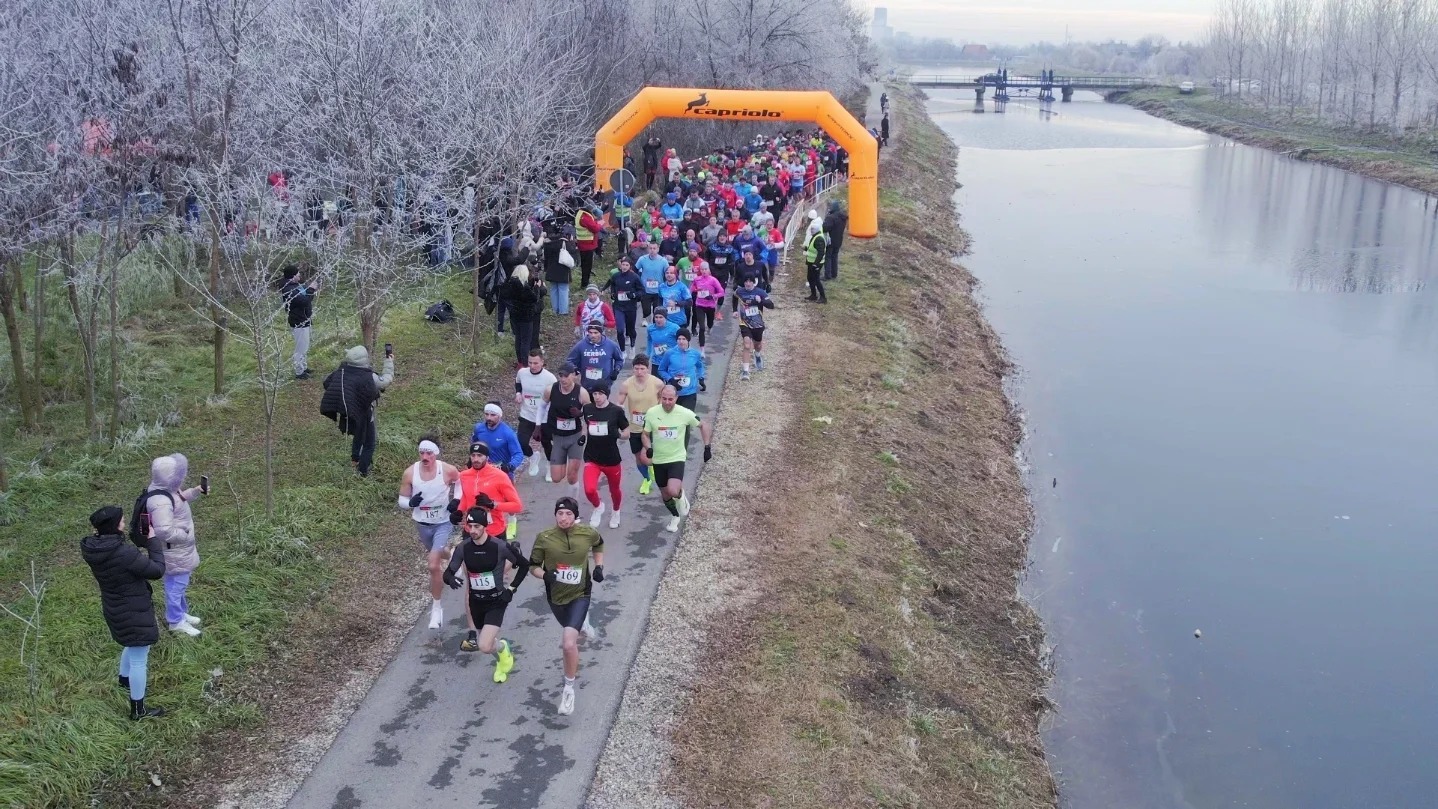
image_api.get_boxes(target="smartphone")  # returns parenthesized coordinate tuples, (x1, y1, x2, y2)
(200, 475, 210, 495)
(384, 343, 394, 358)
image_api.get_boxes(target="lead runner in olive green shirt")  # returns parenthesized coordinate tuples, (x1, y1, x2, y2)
(528, 496, 604, 716)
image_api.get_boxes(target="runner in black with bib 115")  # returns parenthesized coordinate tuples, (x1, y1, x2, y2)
(443, 507, 529, 682)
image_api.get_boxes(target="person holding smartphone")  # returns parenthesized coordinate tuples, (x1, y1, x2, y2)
(320, 343, 395, 477)
(144, 453, 208, 637)
(279, 265, 319, 380)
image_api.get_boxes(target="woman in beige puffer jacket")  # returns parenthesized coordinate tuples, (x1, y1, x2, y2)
(145, 453, 208, 636)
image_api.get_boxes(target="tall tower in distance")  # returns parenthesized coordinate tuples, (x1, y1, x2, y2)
(871, 7, 894, 42)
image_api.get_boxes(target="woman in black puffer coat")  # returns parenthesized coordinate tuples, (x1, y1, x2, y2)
(80, 506, 167, 720)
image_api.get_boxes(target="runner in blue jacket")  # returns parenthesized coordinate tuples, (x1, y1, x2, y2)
(656, 329, 706, 407)
(646, 309, 681, 361)
(471, 402, 525, 476)
(656, 266, 693, 329)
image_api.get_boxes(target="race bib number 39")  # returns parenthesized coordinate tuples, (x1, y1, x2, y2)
(554, 565, 583, 585)
(657, 427, 680, 441)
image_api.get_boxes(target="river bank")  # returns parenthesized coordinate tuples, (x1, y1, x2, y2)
(1120, 88, 1438, 196)
(589, 82, 1055, 808)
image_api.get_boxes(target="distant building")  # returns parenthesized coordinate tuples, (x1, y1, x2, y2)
(871, 7, 893, 43)
(960, 43, 991, 61)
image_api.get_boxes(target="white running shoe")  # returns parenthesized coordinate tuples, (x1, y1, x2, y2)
(589, 503, 605, 527)
(677, 491, 691, 517)
(171, 622, 201, 637)
(181, 613, 202, 626)
(558, 684, 576, 715)
(740, 369, 751, 382)
(528, 458, 541, 477)
(608, 509, 621, 529)
(545, 468, 554, 483)
(581, 616, 599, 641)
(665, 516, 681, 533)
(428, 602, 443, 630)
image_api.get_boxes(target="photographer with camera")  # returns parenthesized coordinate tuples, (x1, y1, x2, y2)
(320, 343, 395, 477)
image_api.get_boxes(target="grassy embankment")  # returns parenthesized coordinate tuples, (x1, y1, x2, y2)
(1121, 87, 1438, 195)
(0, 257, 544, 805)
(666, 84, 1056, 807)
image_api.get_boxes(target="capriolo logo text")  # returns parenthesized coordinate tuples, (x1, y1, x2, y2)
(683, 93, 781, 118)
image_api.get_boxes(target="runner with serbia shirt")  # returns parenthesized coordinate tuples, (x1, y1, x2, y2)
(566, 322, 625, 392)
(735, 276, 775, 381)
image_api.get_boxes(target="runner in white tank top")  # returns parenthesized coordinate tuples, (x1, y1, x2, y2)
(397, 440, 461, 629)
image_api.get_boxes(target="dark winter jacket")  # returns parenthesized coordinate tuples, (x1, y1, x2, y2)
(501, 275, 546, 323)
(81, 532, 165, 647)
(823, 209, 849, 249)
(542, 238, 571, 285)
(321, 347, 394, 435)
(281, 279, 316, 328)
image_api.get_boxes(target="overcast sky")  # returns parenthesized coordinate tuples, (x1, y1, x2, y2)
(862, 0, 1213, 45)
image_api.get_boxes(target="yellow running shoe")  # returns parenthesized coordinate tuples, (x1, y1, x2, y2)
(505, 518, 518, 540)
(494, 639, 514, 683)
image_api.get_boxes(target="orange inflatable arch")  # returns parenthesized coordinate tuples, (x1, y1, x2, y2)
(595, 88, 878, 239)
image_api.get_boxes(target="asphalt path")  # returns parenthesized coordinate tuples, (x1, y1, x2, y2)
(287, 308, 741, 809)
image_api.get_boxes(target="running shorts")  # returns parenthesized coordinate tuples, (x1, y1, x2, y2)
(549, 597, 590, 630)
(468, 596, 508, 628)
(653, 461, 685, 487)
(740, 325, 765, 344)
(415, 521, 454, 553)
(549, 432, 584, 465)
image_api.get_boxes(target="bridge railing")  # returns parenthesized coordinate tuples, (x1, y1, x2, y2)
(908, 75, 1153, 88)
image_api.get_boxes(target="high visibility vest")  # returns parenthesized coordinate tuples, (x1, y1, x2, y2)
(804, 231, 827, 263)
(574, 210, 594, 242)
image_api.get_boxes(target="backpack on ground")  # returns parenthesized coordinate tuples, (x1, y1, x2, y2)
(424, 300, 455, 323)
(130, 489, 174, 545)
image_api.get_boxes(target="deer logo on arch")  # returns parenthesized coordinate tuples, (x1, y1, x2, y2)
(685, 92, 709, 112)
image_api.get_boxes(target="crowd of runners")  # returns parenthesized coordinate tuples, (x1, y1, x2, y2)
(392, 126, 852, 716)
(84, 124, 857, 721)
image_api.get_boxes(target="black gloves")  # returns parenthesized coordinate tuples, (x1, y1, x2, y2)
(703, 444, 713, 462)
(499, 461, 514, 475)
(699, 378, 707, 392)
(408, 493, 424, 508)
(592, 565, 605, 583)
(448, 509, 463, 525)
(442, 571, 461, 590)
(543, 568, 557, 586)
(474, 493, 496, 509)
(496, 587, 514, 605)
(577, 433, 587, 447)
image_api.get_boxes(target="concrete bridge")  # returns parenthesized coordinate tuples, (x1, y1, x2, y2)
(909, 72, 1156, 102)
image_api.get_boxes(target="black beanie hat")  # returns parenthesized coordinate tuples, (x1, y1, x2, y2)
(90, 505, 123, 535)
(554, 496, 580, 516)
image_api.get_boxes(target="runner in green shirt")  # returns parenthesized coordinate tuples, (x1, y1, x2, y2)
(641, 384, 714, 533)
(528, 496, 604, 716)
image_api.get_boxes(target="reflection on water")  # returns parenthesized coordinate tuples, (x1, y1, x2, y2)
(936, 95, 1438, 809)
(1201, 141, 1438, 294)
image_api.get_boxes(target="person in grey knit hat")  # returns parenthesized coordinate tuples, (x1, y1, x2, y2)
(320, 344, 396, 476)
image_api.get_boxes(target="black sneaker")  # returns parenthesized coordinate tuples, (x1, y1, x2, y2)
(295, 370, 312, 380)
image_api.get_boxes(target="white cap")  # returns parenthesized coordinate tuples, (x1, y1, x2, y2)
(417, 440, 440, 455)
(483, 403, 503, 417)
